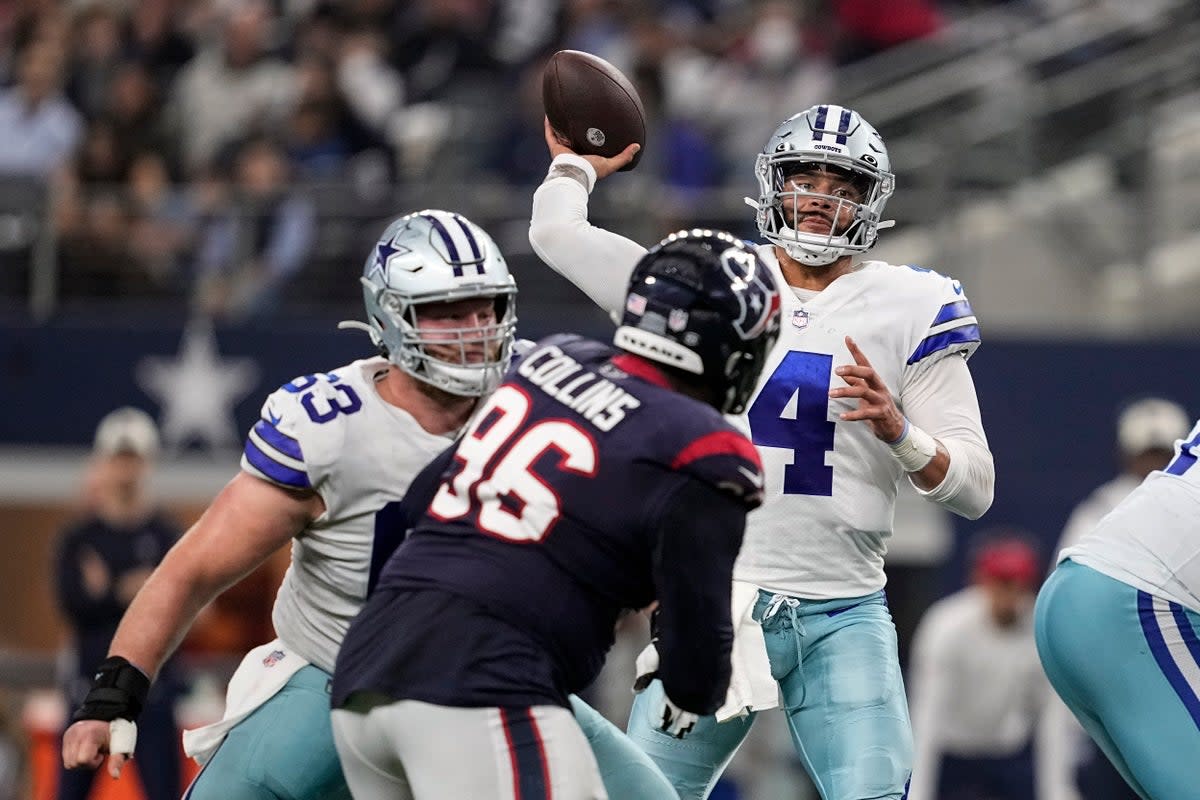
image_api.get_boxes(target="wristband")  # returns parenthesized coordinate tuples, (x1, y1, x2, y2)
(545, 153, 597, 193)
(887, 420, 938, 472)
(71, 656, 150, 723)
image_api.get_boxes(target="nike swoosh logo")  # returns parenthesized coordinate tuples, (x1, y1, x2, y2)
(737, 466, 765, 488)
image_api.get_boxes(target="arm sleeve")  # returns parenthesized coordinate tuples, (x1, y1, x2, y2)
(528, 155, 648, 320)
(902, 353, 995, 519)
(650, 475, 747, 715)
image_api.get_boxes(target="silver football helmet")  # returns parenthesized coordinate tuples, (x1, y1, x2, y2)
(748, 104, 896, 266)
(340, 210, 517, 397)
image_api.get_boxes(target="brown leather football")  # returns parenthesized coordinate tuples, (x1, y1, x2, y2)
(542, 50, 646, 172)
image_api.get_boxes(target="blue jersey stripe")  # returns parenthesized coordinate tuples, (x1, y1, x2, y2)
(253, 419, 303, 462)
(501, 707, 549, 799)
(422, 213, 460, 262)
(906, 325, 981, 365)
(932, 299, 975, 327)
(245, 439, 311, 489)
(1139, 591, 1200, 731)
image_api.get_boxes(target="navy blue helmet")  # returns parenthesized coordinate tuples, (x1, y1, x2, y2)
(614, 230, 781, 414)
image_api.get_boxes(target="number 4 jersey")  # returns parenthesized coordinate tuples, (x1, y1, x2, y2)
(241, 357, 458, 673)
(737, 254, 986, 599)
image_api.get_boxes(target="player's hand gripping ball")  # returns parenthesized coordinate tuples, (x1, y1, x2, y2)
(542, 49, 646, 171)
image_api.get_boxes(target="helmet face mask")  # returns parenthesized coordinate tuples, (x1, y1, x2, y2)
(353, 210, 517, 397)
(752, 104, 895, 266)
(614, 230, 782, 415)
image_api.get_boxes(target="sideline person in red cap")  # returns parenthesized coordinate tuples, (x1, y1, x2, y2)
(907, 534, 1054, 800)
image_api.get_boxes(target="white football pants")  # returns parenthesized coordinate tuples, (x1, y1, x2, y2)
(332, 698, 607, 799)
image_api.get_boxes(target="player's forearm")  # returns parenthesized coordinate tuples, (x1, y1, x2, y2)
(902, 355, 994, 518)
(529, 157, 646, 318)
(910, 437, 994, 519)
(106, 474, 316, 679)
(652, 482, 745, 713)
(106, 553, 215, 679)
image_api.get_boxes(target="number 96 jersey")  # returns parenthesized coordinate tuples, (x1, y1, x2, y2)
(240, 357, 457, 673)
(737, 253, 981, 599)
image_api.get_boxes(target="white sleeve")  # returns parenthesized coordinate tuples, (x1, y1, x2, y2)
(528, 154, 648, 321)
(906, 609, 950, 800)
(902, 353, 995, 520)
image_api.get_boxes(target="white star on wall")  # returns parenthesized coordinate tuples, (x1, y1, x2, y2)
(137, 320, 260, 454)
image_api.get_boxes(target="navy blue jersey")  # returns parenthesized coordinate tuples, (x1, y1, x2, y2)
(54, 512, 181, 682)
(333, 335, 763, 712)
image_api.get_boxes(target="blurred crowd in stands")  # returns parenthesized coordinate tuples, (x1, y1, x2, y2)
(0, 0, 1147, 320)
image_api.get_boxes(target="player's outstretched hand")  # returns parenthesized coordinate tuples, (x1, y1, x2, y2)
(62, 719, 131, 778)
(830, 335, 906, 443)
(543, 117, 640, 181)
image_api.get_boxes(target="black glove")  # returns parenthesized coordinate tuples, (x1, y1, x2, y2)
(71, 656, 150, 723)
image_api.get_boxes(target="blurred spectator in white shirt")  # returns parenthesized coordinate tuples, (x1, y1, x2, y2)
(170, 0, 296, 173)
(908, 534, 1054, 800)
(1042, 397, 1191, 800)
(0, 38, 83, 177)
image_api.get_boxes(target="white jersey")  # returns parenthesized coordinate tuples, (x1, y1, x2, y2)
(1060, 418, 1200, 613)
(241, 357, 457, 672)
(529, 162, 993, 598)
(738, 253, 981, 596)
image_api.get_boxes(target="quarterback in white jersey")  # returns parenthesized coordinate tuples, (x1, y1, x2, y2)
(62, 210, 519, 799)
(1037, 417, 1200, 800)
(529, 105, 994, 799)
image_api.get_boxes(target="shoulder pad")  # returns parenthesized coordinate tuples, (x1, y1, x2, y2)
(901, 265, 981, 366)
(241, 369, 362, 490)
(670, 426, 765, 508)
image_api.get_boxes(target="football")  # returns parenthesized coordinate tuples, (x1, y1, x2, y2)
(542, 49, 646, 172)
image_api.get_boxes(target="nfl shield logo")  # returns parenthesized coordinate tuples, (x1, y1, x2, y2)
(668, 308, 689, 332)
(262, 649, 286, 667)
(791, 309, 810, 330)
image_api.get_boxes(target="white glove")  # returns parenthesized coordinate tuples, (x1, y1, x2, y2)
(657, 694, 699, 739)
(109, 718, 138, 755)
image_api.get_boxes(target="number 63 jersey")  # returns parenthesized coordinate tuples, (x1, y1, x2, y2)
(240, 357, 457, 674)
(736, 253, 985, 599)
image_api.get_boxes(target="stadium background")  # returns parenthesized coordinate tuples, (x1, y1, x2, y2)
(1, 0, 1198, 797)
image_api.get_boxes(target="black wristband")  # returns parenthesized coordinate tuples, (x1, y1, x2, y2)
(71, 656, 151, 723)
